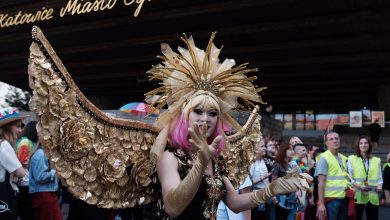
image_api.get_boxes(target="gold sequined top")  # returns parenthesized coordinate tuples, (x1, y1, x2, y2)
(156, 147, 227, 220)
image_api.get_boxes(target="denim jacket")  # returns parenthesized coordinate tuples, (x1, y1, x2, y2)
(29, 148, 58, 193)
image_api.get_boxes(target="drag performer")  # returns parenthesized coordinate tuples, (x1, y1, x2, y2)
(28, 26, 312, 219)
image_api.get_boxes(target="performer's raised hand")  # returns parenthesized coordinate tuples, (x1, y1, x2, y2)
(188, 122, 222, 165)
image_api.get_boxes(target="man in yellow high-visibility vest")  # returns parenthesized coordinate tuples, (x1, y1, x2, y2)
(315, 131, 350, 220)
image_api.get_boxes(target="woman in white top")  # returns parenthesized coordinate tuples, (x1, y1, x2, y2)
(0, 107, 26, 220)
(248, 139, 271, 220)
(216, 181, 252, 220)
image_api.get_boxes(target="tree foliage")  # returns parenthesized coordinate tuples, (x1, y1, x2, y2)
(5, 86, 31, 111)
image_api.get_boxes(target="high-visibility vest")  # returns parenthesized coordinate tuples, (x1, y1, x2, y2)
(348, 155, 380, 205)
(320, 150, 349, 198)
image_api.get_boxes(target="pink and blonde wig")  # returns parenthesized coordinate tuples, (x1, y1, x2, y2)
(168, 113, 226, 155)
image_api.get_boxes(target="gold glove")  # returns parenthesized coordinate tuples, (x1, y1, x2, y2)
(250, 170, 313, 205)
(165, 158, 207, 216)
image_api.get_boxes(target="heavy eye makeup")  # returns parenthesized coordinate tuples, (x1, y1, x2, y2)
(208, 111, 218, 117)
(192, 108, 218, 117)
(193, 108, 203, 115)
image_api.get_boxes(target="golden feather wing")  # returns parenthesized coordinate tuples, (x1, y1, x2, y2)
(224, 107, 262, 188)
(28, 26, 159, 209)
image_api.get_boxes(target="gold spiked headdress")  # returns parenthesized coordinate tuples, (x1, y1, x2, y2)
(146, 32, 265, 128)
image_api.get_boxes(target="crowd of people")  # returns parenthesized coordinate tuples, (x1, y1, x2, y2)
(0, 94, 388, 220)
(220, 131, 390, 220)
(1, 106, 389, 220)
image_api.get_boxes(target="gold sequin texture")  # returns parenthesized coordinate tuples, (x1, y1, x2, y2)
(28, 29, 159, 208)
